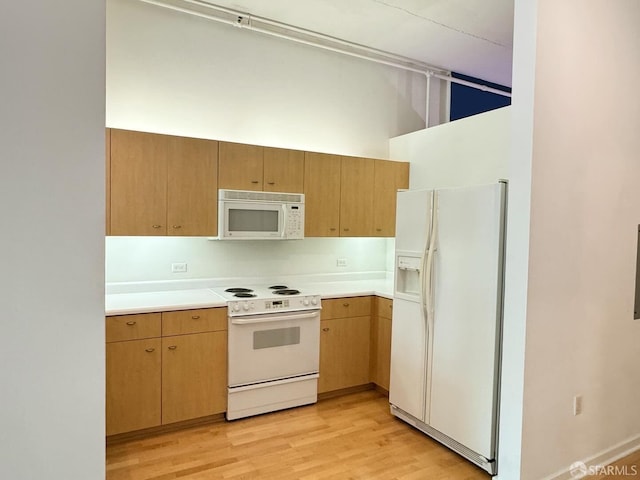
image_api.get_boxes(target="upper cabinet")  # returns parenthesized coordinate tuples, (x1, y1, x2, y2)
(109, 129, 218, 236)
(218, 142, 263, 191)
(304, 152, 341, 236)
(263, 147, 304, 193)
(219, 143, 304, 193)
(107, 129, 408, 238)
(340, 157, 375, 236)
(372, 160, 409, 237)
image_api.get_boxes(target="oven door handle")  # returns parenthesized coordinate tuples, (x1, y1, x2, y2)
(230, 310, 321, 325)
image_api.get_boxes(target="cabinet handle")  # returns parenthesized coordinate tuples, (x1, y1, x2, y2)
(126, 321, 136, 326)
(168, 345, 177, 350)
(172, 225, 182, 229)
(191, 315, 200, 320)
(343, 228, 350, 232)
(329, 228, 337, 232)
(322, 327, 330, 332)
(267, 181, 275, 185)
(251, 180, 259, 184)
(376, 228, 382, 232)
(343, 303, 350, 307)
(145, 348, 155, 353)
(152, 225, 162, 229)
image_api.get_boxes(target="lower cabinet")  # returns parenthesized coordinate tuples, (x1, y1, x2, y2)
(106, 308, 227, 436)
(319, 297, 372, 394)
(370, 297, 393, 391)
(162, 331, 227, 424)
(106, 338, 162, 435)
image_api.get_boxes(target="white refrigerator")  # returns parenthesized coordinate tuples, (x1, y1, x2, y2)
(389, 181, 506, 475)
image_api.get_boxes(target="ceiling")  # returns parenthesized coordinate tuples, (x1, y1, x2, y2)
(206, 0, 514, 87)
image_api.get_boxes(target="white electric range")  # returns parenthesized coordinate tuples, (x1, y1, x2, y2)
(211, 284, 322, 420)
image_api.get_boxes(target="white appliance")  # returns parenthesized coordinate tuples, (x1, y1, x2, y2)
(389, 181, 506, 475)
(218, 189, 304, 240)
(213, 285, 321, 420)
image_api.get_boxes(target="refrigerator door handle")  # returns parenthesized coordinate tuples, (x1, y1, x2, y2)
(424, 192, 439, 325)
(420, 191, 434, 323)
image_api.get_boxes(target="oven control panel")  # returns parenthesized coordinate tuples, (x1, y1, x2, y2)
(228, 295, 321, 316)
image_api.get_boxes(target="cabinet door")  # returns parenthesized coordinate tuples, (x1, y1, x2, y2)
(167, 137, 218, 236)
(110, 129, 169, 235)
(319, 316, 370, 393)
(373, 160, 409, 237)
(340, 157, 375, 236)
(263, 147, 304, 193)
(162, 331, 227, 424)
(304, 152, 341, 236)
(218, 142, 263, 191)
(106, 339, 161, 435)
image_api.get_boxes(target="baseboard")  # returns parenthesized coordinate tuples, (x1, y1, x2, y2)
(317, 383, 375, 401)
(541, 434, 640, 480)
(106, 413, 225, 445)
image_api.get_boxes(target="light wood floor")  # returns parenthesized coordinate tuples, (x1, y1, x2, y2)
(106, 390, 490, 480)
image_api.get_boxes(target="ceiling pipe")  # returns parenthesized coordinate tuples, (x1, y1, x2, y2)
(136, 0, 512, 129)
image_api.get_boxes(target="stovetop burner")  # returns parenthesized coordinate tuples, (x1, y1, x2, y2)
(225, 287, 253, 293)
(234, 292, 257, 298)
(268, 285, 288, 290)
(273, 289, 300, 295)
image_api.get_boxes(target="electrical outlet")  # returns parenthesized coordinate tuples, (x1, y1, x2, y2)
(171, 262, 187, 273)
(573, 395, 583, 416)
(337, 258, 348, 267)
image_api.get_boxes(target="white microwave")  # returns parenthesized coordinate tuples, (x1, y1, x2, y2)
(218, 189, 305, 240)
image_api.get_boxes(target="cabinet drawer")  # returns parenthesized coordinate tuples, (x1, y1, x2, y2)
(321, 296, 372, 319)
(162, 308, 227, 336)
(106, 313, 162, 342)
(376, 297, 393, 319)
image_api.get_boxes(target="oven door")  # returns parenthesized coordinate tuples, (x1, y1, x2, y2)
(220, 201, 284, 239)
(228, 309, 320, 387)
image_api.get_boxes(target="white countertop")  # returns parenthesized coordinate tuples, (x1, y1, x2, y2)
(105, 275, 394, 316)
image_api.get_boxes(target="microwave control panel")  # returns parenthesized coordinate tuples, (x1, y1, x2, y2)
(285, 204, 304, 239)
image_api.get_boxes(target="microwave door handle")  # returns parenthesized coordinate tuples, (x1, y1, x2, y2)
(281, 204, 287, 238)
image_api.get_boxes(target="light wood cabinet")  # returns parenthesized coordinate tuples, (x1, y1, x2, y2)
(370, 297, 393, 391)
(372, 160, 409, 237)
(106, 308, 227, 436)
(340, 157, 375, 237)
(106, 338, 162, 436)
(304, 152, 342, 236)
(219, 143, 304, 193)
(218, 142, 264, 191)
(319, 297, 372, 393)
(263, 147, 304, 193)
(162, 331, 227, 424)
(109, 129, 218, 236)
(106, 313, 162, 343)
(162, 308, 226, 336)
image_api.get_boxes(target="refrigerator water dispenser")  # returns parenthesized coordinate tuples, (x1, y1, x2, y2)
(396, 255, 421, 297)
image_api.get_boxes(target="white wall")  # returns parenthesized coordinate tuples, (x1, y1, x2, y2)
(106, 0, 427, 159)
(0, 1, 105, 479)
(106, 237, 387, 282)
(505, 1, 640, 479)
(389, 106, 510, 190)
(496, 0, 537, 478)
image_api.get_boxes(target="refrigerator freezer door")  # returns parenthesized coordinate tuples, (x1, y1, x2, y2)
(389, 297, 428, 422)
(427, 183, 505, 459)
(395, 189, 432, 253)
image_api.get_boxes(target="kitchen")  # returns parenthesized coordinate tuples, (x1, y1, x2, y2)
(5, 2, 640, 480)
(103, 0, 513, 476)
